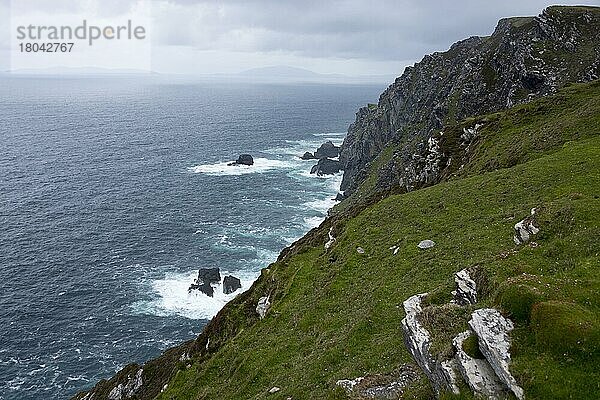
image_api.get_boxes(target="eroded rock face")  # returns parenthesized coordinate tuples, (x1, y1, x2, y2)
(453, 331, 510, 399)
(339, 7, 600, 197)
(107, 369, 143, 400)
(401, 294, 460, 395)
(513, 208, 539, 245)
(469, 309, 524, 400)
(451, 269, 477, 305)
(256, 296, 271, 319)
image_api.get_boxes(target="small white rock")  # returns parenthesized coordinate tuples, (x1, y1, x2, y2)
(356, 247, 365, 254)
(417, 240, 435, 249)
(513, 208, 539, 245)
(269, 386, 281, 394)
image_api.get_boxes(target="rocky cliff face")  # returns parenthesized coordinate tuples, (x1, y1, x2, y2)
(339, 6, 600, 197)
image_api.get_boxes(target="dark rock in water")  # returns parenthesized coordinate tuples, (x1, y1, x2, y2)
(189, 281, 214, 297)
(300, 151, 316, 160)
(223, 275, 242, 294)
(197, 268, 221, 284)
(228, 154, 254, 166)
(189, 267, 221, 297)
(310, 158, 342, 176)
(314, 141, 340, 159)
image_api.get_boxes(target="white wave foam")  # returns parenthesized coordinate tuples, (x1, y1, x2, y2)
(131, 269, 258, 320)
(303, 198, 337, 214)
(188, 157, 298, 176)
(303, 216, 325, 229)
(264, 135, 344, 157)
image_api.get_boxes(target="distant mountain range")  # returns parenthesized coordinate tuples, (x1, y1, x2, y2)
(4, 65, 396, 84)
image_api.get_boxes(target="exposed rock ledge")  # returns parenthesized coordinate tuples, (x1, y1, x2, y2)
(469, 309, 524, 400)
(401, 294, 460, 395)
(402, 268, 524, 399)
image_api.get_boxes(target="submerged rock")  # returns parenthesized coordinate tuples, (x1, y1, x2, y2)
(513, 208, 539, 245)
(256, 296, 271, 319)
(314, 141, 340, 159)
(228, 154, 254, 166)
(469, 309, 524, 400)
(417, 240, 435, 249)
(453, 331, 510, 399)
(310, 158, 342, 176)
(223, 275, 242, 294)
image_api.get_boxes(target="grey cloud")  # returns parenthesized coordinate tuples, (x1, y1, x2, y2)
(154, 0, 596, 61)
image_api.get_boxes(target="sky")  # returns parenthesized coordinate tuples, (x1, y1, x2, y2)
(1, 0, 599, 77)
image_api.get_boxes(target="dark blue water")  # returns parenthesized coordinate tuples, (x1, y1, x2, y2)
(0, 76, 382, 399)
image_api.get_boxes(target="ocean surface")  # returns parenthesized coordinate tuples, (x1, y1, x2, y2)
(0, 76, 382, 399)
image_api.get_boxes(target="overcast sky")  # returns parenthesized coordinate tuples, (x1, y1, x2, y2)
(2, 0, 599, 76)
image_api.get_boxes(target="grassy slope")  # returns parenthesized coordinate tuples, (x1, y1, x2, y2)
(158, 82, 600, 399)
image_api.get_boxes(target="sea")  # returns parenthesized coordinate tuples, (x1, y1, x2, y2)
(0, 75, 383, 399)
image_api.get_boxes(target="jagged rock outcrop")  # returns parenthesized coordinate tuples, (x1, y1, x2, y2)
(451, 269, 477, 306)
(339, 6, 600, 197)
(107, 369, 143, 400)
(300, 151, 316, 160)
(469, 309, 524, 400)
(401, 294, 460, 395)
(453, 331, 510, 399)
(513, 208, 539, 245)
(310, 158, 342, 176)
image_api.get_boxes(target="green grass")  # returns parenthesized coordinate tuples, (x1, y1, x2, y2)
(156, 82, 600, 399)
